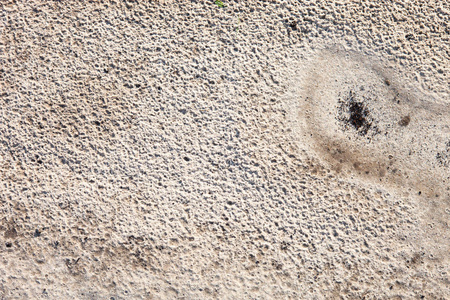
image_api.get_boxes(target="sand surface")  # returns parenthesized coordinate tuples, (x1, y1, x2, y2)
(0, 0, 449, 299)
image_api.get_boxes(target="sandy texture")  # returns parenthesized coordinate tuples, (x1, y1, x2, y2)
(0, 0, 449, 299)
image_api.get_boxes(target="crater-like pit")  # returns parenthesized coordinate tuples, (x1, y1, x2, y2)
(287, 49, 449, 203)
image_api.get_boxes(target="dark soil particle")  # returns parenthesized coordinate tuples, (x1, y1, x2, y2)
(398, 115, 411, 126)
(436, 140, 449, 167)
(337, 90, 377, 136)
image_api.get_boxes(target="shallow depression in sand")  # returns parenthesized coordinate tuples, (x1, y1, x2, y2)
(287, 49, 449, 202)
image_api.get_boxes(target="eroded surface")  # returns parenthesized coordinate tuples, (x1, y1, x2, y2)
(1, 0, 449, 299)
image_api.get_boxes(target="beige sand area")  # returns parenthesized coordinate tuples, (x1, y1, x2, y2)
(0, 0, 448, 299)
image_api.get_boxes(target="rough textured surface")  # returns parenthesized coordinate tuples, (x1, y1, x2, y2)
(0, 0, 449, 299)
